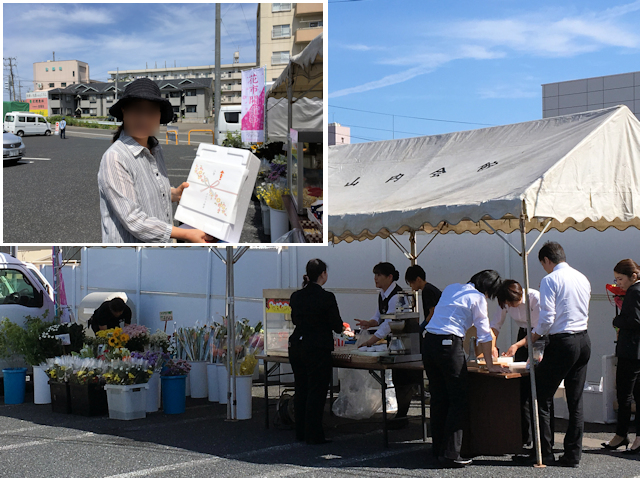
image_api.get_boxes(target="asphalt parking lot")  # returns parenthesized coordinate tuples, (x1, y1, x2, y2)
(0, 381, 638, 478)
(3, 126, 267, 243)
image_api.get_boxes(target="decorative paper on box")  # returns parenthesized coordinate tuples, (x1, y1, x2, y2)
(265, 298, 291, 314)
(174, 143, 260, 243)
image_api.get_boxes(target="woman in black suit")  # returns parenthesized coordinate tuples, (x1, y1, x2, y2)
(603, 259, 640, 453)
(289, 259, 343, 444)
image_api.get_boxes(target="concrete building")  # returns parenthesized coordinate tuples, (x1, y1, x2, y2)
(257, 3, 323, 82)
(542, 71, 640, 120)
(107, 63, 255, 107)
(329, 123, 350, 146)
(47, 77, 213, 121)
(33, 59, 90, 91)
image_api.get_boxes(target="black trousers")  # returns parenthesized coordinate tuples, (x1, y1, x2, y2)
(392, 368, 423, 418)
(60, 127, 65, 138)
(288, 343, 333, 443)
(422, 332, 468, 460)
(535, 331, 591, 462)
(615, 356, 640, 437)
(514, 328, 554, 446)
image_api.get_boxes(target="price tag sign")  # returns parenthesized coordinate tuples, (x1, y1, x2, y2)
(160, 311, 173, 322)
(55, 333, 71, 345)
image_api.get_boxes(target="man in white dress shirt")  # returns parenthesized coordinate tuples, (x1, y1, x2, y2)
(508, 241, 591, 467)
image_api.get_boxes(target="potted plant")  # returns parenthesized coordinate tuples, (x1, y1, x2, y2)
(160, 358, 191, 414)
(122, 324, 150, 352)
(103, 358, 153, 420)
(0, 318, 28, 405)
(68, 358, 108, 416)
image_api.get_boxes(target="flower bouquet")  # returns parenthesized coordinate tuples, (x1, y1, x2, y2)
(94, 327, 130, 360)
(175, 323, 212, 362)
(69, 358, 108, 385)
(149, 329, 171, 352)
(160, 358, 191, 376)
(122, 324, 150, 352)
(103, 358, 153, 385)
(131, 350, 170, 373)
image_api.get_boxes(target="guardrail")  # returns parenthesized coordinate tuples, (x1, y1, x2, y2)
(165, 130, 178, 145)
(188, 129, 214, 145)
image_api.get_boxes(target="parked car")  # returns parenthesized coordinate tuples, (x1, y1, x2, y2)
(3, 131, 26, 165)
(3, 112, 52, 137)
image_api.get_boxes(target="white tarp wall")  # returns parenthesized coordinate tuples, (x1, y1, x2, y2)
(40, 229, 640, 385)
(266, 97, 322, 143)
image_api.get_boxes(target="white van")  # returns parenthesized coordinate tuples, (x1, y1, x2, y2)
(4, 112, 52, 137)
(0, 253, 56, 374)
(217, 106, 241, 144)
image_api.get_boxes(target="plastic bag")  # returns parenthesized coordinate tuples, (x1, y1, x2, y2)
(331, 331, 395, 419)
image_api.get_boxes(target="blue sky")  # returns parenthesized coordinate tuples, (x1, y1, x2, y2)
(3, 2, 258, 100)
(328, 0, 640, 143)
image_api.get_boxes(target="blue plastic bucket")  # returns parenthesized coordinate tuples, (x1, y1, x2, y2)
(161, 375, 186, 414)
(3, 368, 28, 404)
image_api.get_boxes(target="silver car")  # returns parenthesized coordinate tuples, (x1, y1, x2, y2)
(3, 131, 26, 165)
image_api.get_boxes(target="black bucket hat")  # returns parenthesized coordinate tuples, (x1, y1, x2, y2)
(109, 78, 174, 124)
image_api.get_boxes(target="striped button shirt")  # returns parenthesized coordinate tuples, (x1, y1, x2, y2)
(98, 131, 173, 243)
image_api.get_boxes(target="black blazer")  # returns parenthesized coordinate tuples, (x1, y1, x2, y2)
(289, 283, 343, 351)
(613, 282, 640, 361)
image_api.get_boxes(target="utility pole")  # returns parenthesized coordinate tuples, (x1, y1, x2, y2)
(115, 67, 119, 100)
(214, 3, 221, 145)
(4, 57, 17, 101)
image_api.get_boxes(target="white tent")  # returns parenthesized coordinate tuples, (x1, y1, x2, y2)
(329, 106, 640, 243)
(327, 105, 640, 466)
(266, 97, 322, 142)
(267, 33, 323, 100)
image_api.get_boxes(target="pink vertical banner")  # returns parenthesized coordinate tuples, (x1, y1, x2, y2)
(53, 247, 73, 323)
(241, 67, 265, 143)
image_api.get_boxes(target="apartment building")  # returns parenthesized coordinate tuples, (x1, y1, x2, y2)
(542, 71, 640, 120)
(107, 62, 256, 107)
(47, 77, 213, 122)
(33, 59, 90, 91)
(257, 3, 323, 82)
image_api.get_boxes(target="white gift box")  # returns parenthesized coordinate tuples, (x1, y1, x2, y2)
(175, 143, 260, 243)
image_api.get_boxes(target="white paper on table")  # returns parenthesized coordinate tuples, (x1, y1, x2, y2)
(175, 143, 260, 243)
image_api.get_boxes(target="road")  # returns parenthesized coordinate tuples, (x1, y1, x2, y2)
(0, 382, 638, 478)
(3, 126, 267, 243)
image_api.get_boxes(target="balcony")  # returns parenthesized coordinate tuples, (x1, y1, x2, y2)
(295, 26, 322, 44)
(221, 84, 242, 92)
(295, 3, 322, 16)
(221, 72, 242, 80)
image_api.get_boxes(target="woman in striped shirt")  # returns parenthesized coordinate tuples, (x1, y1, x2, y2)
(98, 78, 214, 243)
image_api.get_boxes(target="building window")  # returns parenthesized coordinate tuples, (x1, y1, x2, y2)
(186, 105, 197, 113)
(59, 66, 62, 71)
(90, 95, 97, 103)
(82, 108, 89, 115)
(51, 94, 60, 100)
(52, 108, 60, 115)
(52, 67, 56, 71)
(106, 95, 113, 103)
(49, 83, 55, 88)
(73, 71, 75, 77)
(81, 95, 88, 101)
(272, 24, 291, 39)
(90, 108, 97, 116)
(169, 91, 180, 98)
(271, 51, 290, 65)
(66, 96, 72, 101)
(309, 21, 323, 28)
(186, 90, 197, 96)
(45, 68, 48, 72)
(172, 106, 179, 113)
(61, 82, 66, 87)
(272, 3, 291, 12)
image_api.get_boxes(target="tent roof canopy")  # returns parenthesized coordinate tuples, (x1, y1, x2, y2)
(267, 33, 323, 100)
(328, 106, 640, 243)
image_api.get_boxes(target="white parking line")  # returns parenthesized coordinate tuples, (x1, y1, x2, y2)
(0, 431, 93, 451)
(102, 457, 222, 478)
(21, 157, 51, 161)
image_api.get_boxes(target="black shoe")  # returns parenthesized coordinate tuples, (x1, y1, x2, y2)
(387, 416, 409, 430)
(602, 437, 630, 450)
(556, 455, 579, 468)
(623, 445, 640, 455)
(438, 456, 472, 468)
(514, 453, 555, 466)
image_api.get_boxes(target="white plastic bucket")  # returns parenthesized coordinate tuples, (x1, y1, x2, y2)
(33, 365, 51, 404)
(146, 372, 161, 412)
(269, 207, 289, 240)
(217, 364, 228, 404)
(188, 361, 208, 399)
(207, 363, 218, 402)
(235, 375, 253, 420)
(105, 384, 148, 420)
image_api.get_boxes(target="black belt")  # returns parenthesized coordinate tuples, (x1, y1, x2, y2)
(550, 330, 588, 339)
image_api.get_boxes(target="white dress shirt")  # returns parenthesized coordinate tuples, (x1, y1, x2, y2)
(425, 283, 493, 344)
(491, 289, 541, 333)
(532, 262, 591, 337)
(369, 282, 400, 339)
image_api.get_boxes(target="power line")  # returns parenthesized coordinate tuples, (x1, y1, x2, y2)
(329, 0, 368, 3)
(329, 104, 495, 126)
(239, 3, 255, 48)
(338, 122, 432, 137)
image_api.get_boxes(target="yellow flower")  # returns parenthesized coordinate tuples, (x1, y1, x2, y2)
(112, 329, 121, 338)
(128, 373, 135, 379)
(120, 333, 129, 343)
(114, 327, 122, 334)
(108, 337, 117, 347)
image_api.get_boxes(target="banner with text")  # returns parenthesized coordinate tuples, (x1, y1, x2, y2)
(241, 67, 265, 143)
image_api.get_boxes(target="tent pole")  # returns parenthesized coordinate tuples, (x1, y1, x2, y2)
(520, 215, 544, 468)
(226, 246, 237, 420)
(409, 232, 420, 314)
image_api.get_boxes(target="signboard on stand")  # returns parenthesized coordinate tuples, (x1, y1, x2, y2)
(240, 67, 265, 143)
